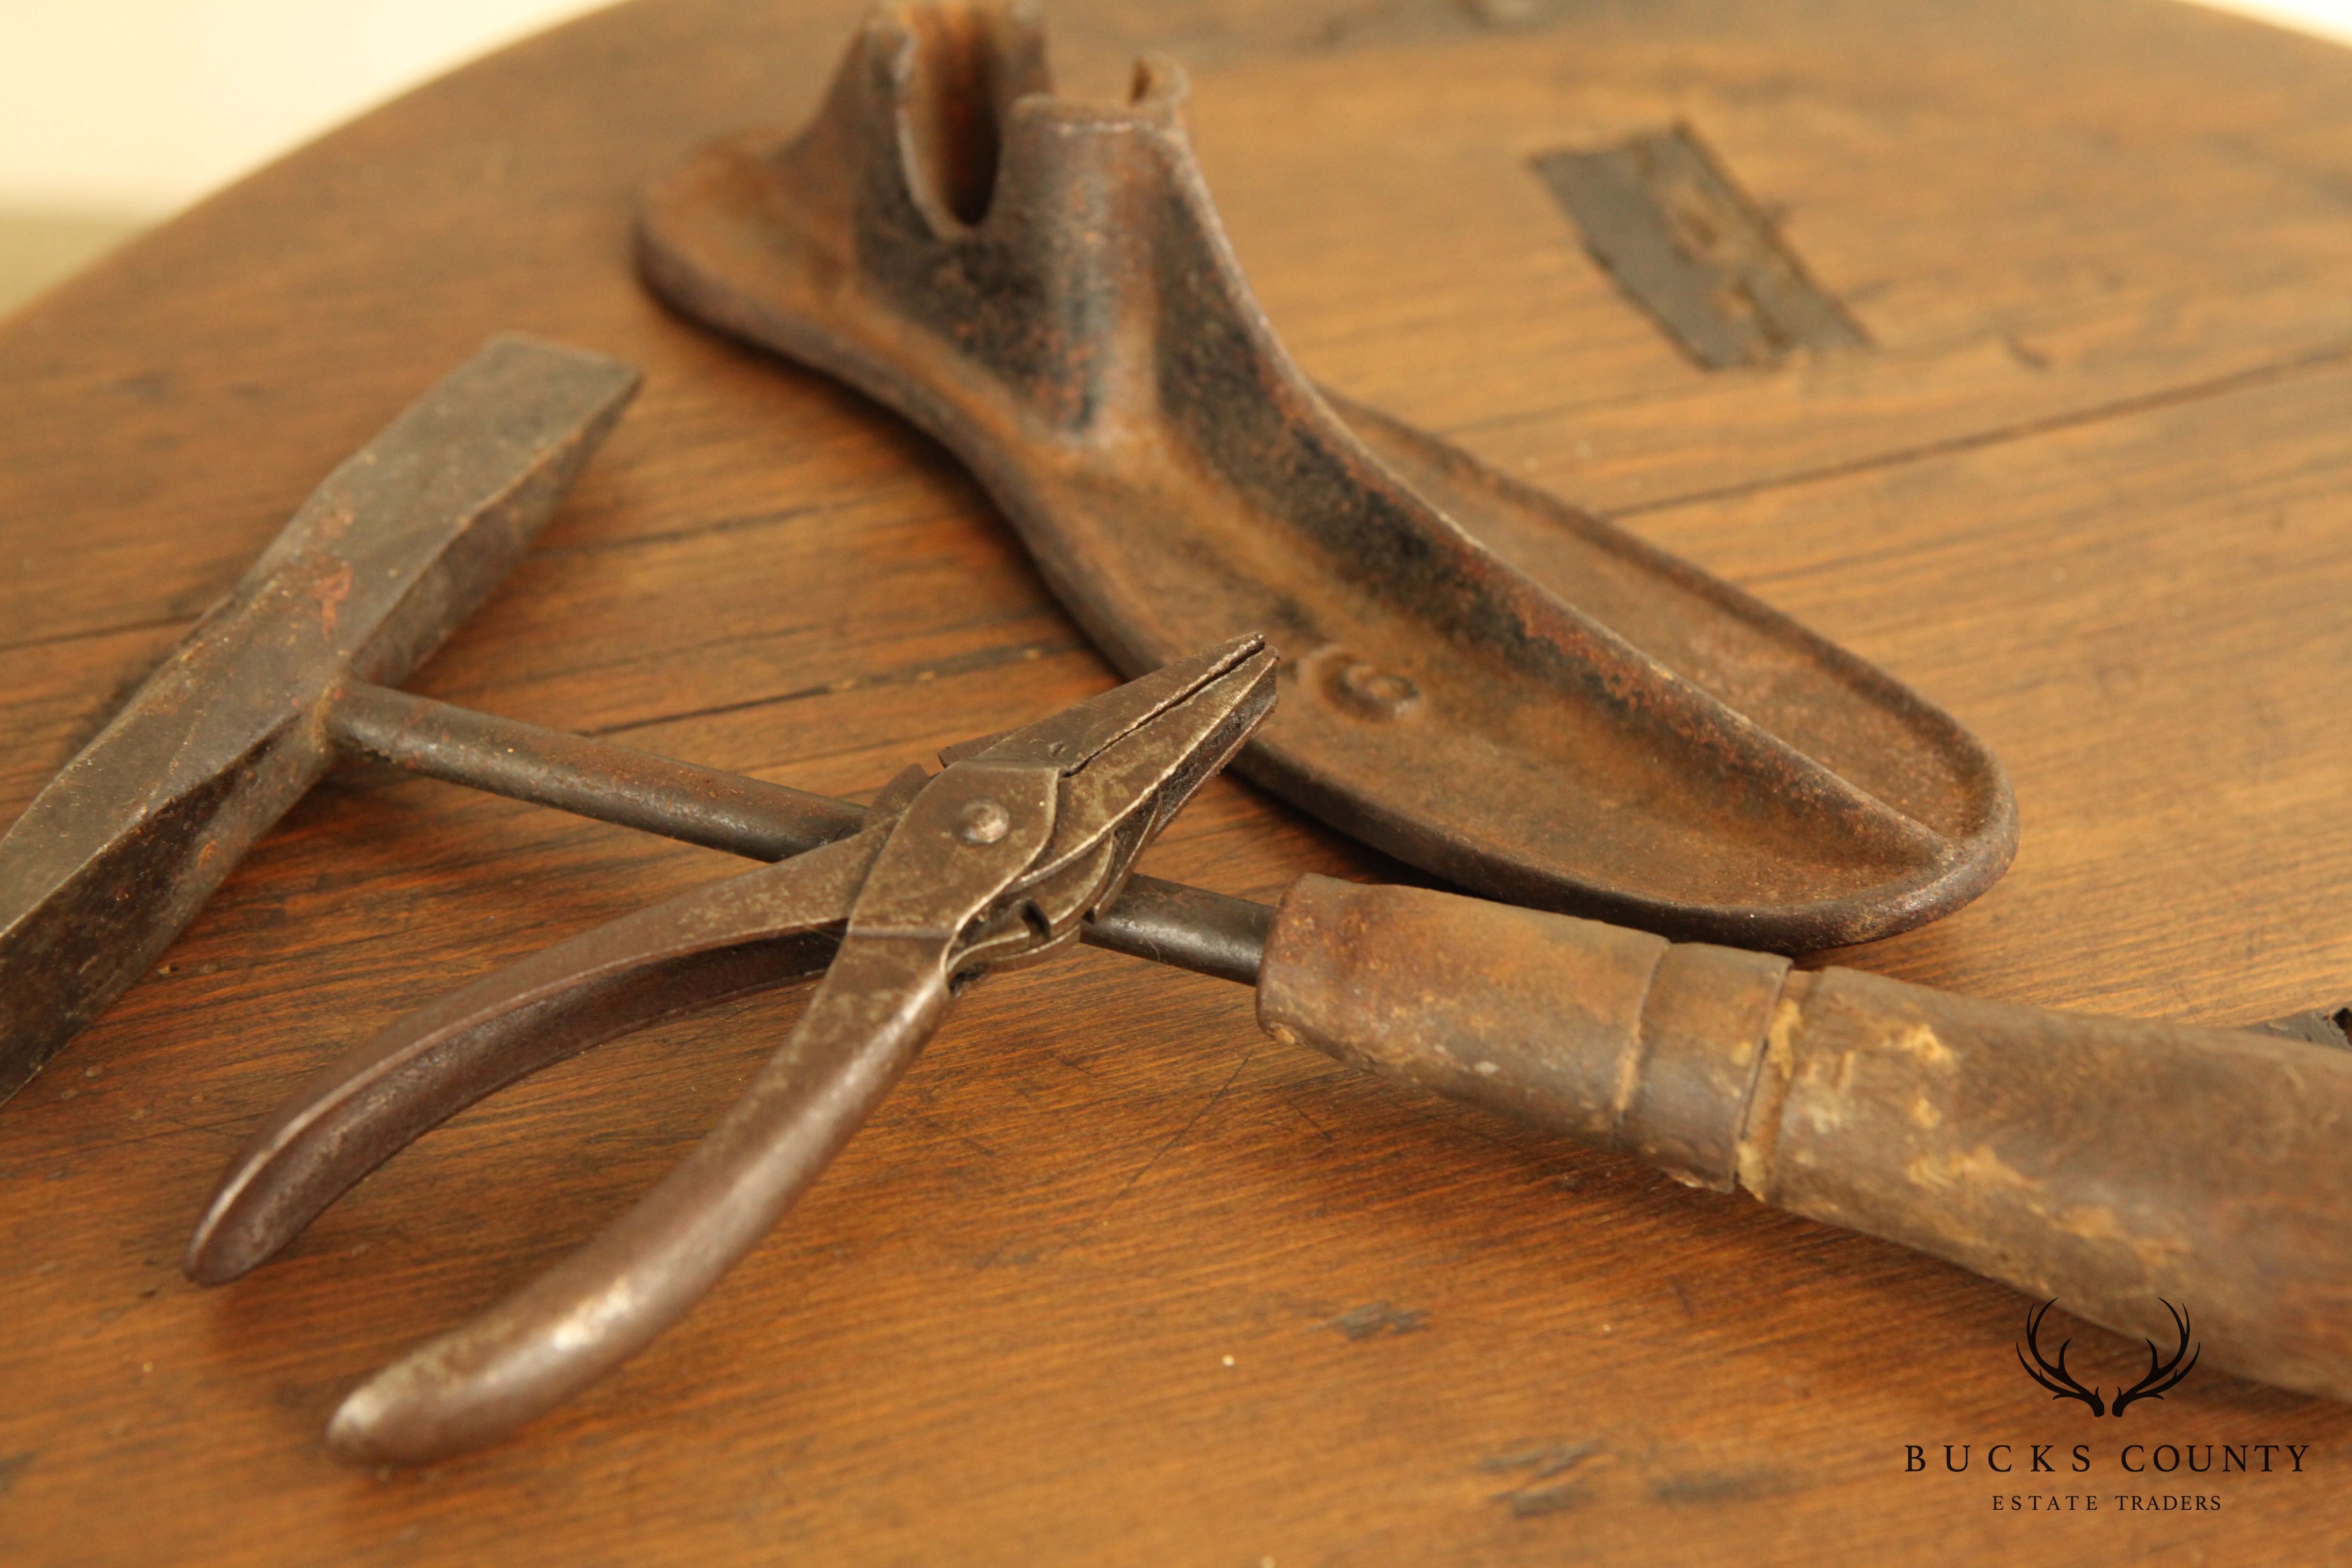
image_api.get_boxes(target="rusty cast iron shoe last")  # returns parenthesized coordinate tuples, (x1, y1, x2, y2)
(634, 0, 2016, 950)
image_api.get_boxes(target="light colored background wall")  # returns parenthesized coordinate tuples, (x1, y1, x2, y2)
(1, 0, 607, 214)
(0, 0, 2347, 305)
(2216, 0, 2352, 42)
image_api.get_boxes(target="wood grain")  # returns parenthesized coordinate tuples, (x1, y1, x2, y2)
(3, 0, 2352, 1562)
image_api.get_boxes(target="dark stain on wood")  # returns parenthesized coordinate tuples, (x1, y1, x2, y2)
(1477, 1441, 1599, 1479)
(1649, 1468, 1800, 1506)
(1328, 1300, 1430, 1339)
(1532, 124, 1870, 370)
(1503, 1480, 1592, 1517)
(1481, 1440, 1602, 1516)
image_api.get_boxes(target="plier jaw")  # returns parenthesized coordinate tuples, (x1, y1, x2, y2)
(186, 636, 1274, 1462)
(934, 632, 1278, 973)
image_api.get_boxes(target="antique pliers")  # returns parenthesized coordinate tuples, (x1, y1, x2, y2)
(187, 635, 1277, 1463)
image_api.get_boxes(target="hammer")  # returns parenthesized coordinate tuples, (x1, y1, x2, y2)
(0, 334, 1252, 1105)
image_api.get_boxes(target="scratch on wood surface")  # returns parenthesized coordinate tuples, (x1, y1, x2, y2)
(0, 611, 195, 659)
(586, 637, 1085, 737)
(1093, 1047, 1255, 1220)
(1273, 1091, 1335, 1140)
(907, 1111, 1004, 1160)
(532, 501, 831, 558)
(1618, 333, 2352, 521)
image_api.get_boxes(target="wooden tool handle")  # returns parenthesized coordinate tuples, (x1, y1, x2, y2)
(1258, 875, 2352, 1403)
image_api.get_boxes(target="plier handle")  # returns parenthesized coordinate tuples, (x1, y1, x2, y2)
(188, 636, 1276, 1461)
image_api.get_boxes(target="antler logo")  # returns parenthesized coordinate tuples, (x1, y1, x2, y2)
(2016, 1299, 2200, 1418)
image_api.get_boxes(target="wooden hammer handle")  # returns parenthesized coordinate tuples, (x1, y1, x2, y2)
(1257, 875, 2352, 1403)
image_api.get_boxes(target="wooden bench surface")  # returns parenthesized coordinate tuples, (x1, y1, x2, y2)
(4, 0, 2352, 1560)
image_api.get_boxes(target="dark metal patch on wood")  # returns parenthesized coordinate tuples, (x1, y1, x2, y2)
(1532, 125, 1870, 370)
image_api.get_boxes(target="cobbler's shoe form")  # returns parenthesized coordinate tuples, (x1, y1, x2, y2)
(637, 0, 2015, 948)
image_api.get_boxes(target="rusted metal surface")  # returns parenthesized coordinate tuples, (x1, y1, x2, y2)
(0, 336, 640, 1105)
(329, 680, 1277, 984)
(1256, 875, 2352, 1409)
(635, 0, 2016, 951)
(1531, 125, 1872, 370)
(330, 680, 866, 861)
(190, 638, 1277, 1461)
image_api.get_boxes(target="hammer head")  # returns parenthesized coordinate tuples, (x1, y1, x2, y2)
(0, 336, 640, 1103)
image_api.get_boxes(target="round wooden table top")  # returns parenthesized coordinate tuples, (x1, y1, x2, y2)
(6, 0, 2352, 1562)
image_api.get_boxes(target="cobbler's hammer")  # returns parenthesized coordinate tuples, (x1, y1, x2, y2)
(0, 335, 1244, 1109)
(0, 336, 641, 1102)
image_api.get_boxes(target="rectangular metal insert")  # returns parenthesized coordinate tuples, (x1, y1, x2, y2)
(1532, 124, 1869, 370)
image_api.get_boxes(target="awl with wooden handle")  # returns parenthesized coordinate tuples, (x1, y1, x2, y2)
(1256, 876, 2352, 1408)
